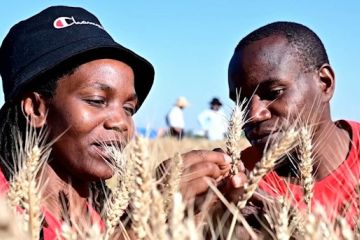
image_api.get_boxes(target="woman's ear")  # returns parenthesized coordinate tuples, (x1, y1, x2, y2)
(317, 63, 335, 102)
(21, 92, 48, 128)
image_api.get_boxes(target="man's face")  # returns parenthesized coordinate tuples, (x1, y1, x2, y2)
(228, 35, 321, 151)
(46, 59, 137, 181)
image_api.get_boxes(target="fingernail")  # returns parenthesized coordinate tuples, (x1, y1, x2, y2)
(224, 154, 232, 164)
(238, 161, 245, 172)
(232, 175, 242, 188)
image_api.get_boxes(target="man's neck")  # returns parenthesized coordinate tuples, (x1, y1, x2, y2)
(311, 120, 351, 180)
(275, 120, 351, 181)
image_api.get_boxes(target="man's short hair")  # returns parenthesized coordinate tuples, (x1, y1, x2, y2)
(234, 21, 329, 72)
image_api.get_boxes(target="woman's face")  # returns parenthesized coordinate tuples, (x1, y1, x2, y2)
(46, 59, 137, 181)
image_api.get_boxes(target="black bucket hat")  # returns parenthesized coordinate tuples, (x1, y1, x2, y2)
(0, 6, 154, 110)
(210, 97, 222, 106)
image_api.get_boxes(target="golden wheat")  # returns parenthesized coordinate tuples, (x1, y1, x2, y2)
(129, 136, 152, 239)
(226, 97, 246, 175)
(299, 126, 314, 212)
(237, 127, 298, 209)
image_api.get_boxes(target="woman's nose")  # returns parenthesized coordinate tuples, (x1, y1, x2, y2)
(103, 109, 130, 133)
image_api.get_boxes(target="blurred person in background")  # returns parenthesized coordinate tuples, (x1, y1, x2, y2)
(165, 96, 188, 139)
(198, 97, 228, 140)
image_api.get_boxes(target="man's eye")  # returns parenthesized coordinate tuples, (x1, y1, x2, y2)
(264, 88, 284, 100)
(273, 88, 284, 96)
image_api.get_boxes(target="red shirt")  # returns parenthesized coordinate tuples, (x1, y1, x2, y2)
(0, 169, 104, 239)
(242, 120, 360, 226)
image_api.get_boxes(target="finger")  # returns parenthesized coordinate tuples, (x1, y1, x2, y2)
(212, 147, 225, 153)
(182, 150, 231, 169)
(251, 188, 275, 205)
(238, 160, 245, 172)
(181, 162, 229, 182)
(180, 177, 216, 200)
(229, 172, 248, 188)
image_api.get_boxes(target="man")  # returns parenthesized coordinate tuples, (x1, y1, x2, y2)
(228, 21, 360, 225)
(198, 97, 228, 140)
(166, 96, 189, 139)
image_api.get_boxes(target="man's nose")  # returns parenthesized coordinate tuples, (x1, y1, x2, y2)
(247, 95, 271, 124)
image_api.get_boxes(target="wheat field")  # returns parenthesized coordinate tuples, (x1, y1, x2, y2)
(2, 103, 360, 239)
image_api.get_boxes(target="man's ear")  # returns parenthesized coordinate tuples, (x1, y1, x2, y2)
(21, 92, 48, 128)
(317, 63, 335, 102)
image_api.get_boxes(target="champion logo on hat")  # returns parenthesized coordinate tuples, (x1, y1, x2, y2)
(53, 16, 104, 30)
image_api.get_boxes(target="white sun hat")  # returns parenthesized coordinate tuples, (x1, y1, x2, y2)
(176, 96, 189, 108)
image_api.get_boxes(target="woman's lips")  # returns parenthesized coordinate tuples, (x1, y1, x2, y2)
(91, 140, 125, 166)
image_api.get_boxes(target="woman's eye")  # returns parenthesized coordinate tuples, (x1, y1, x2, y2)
(85, 98, 106, 106)
(124, 106, 136, 116)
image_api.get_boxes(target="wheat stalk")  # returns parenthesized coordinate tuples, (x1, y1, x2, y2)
(0, 195, 29, 240)
(299, 126, 314, 212)
(336, 216, 354, 240)
(58, 223, 78, 240)
(162, 152, 183, 215)
(7, 123, 52, 240)
(302, 204, 335, 240)
(148, 185, 169, 240)
(103, 145, 133, 240)
(226, 97, 246, 175)
(129, 136, 152, 239)
(169, 192, 187, 240)
(275, 197, 290, 240)
(237, 127, 298, 209)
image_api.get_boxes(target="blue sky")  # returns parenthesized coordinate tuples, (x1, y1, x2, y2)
(1, 1, 359, 132)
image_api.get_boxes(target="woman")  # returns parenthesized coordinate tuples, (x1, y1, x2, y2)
(0, 5, 154, 238)
(0, 5, 245, 239)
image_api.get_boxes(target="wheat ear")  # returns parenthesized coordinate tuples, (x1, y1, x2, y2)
(0, 195, 29, 240)
(103, 182, 130, 240)
(354, 181, 360, 239)
(162, 153, 183, 215)
(58, 223, 78, 240)
(103, 147, 133, 240)
(303, 204, 335, 240)
(299, 126, 314, 212)
(7, 122, 53, 240)
(148, 185, 169, 240)
(275, 197, 291, 240)
(129, 136, 152, 239)
(169, 192, 187, 240)
(336, 216, 353, 240)
(226, 98, 246, 175)
(237, 128, 298, 209)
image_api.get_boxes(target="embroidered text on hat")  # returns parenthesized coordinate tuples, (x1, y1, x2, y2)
(53, 16, 104, 30)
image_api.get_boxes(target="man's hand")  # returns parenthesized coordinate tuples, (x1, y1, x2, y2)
(179, 150, 249, 215)
(180, 150, 231, 201)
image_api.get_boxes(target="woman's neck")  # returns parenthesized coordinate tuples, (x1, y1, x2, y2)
(40, 163, 90, 222)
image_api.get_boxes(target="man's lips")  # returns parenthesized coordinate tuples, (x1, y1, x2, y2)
(247, 130, 280, 145)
